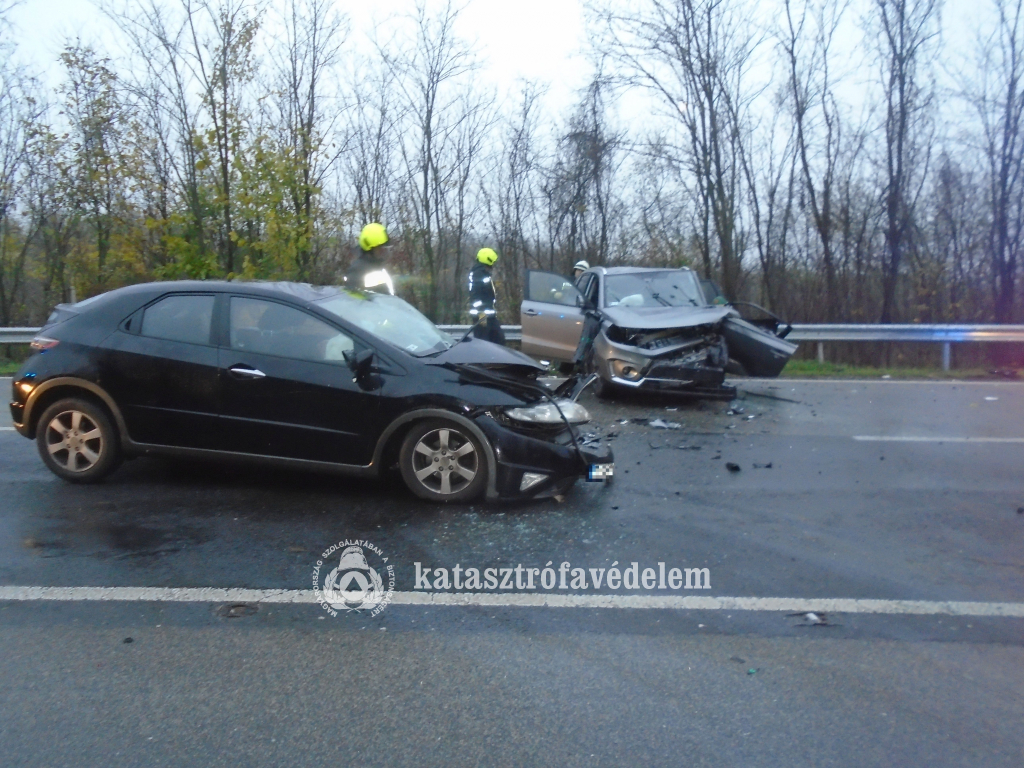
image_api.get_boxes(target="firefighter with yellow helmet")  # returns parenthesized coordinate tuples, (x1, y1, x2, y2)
(467, 247, 505, 345)
(344, 223, 395, 294)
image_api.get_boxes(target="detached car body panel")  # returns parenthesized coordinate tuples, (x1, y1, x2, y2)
(10, 281, 611, 501)
(520, 267, 798, 397)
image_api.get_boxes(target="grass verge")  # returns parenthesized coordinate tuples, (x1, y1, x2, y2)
(780, 360, 1011, 380)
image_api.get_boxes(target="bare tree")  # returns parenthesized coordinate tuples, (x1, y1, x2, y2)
(271, 0, 347, 278)
(872, 0, 939, 322)
(484, 83, 543, 313)
(969, 0, 1024, 323)
(780, 0, 849, 319)
(589, 0, 760, 299)
(0, 51, 32, 325)
(381, 0, 478, 319)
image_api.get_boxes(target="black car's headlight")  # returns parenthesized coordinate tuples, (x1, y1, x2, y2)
(503, 398, 591, 425)
(609, 359, 646, 381)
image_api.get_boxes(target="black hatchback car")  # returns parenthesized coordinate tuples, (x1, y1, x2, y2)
(9, 281, 613, 502)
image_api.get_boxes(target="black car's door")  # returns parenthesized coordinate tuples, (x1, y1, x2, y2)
(216, 296, 383, 466)
(100, 292, 222, 448)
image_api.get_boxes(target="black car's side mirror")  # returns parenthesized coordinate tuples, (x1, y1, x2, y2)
(343, 348, 375, 376)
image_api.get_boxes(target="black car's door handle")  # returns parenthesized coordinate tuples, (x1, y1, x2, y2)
(228, 365, 266, 380)
(523, 308, 540, 316)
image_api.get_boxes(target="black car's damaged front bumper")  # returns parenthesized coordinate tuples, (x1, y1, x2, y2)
(474, 414, 614, 500)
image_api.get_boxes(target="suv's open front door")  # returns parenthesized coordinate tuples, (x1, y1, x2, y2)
(520, 270, 586, 362)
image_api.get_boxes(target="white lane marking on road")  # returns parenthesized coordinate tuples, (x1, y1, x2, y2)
(0, 586, 1022, 617)
(0, 427, 15, 431)
(770, 379, 1024, 385)
(854, 435, 1024, 443)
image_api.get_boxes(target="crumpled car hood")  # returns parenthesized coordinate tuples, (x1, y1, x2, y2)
(424, 336, 547, 373)
(601, 305, 732, 330)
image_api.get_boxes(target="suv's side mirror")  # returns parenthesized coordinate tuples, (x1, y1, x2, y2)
(343, 348, 375, 376)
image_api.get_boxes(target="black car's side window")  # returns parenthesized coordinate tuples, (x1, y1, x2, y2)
(140, 295, 215, 345)
(229, 297, 354, 363)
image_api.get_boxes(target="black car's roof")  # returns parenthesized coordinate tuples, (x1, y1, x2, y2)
(77, 280, 348, 307)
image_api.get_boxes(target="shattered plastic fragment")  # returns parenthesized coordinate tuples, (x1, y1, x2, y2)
(788, 611, 832, 626)
(650, 419, 682, 430)
(726, 462, 741, 472)
(753, 462, 773, 469)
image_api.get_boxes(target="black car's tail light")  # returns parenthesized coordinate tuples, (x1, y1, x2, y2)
(30, 336, 60, 351)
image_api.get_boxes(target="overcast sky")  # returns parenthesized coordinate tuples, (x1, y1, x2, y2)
(5, 0, 993, 127)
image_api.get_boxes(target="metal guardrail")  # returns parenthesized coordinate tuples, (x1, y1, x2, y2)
(0, 328, 41, 344)
(5, 323, 1024, 370)
(438, 324, 523, 341)
(785, 324, 1024, 370)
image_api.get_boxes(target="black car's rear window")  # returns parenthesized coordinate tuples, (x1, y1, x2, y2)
(141, 295, 215, 345)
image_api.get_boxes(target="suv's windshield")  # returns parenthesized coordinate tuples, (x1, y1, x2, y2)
(604, 271, 705, 308)
(315, 290, 452, 356)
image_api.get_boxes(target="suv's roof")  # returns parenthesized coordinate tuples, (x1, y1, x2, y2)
(595, 266, 695, 276)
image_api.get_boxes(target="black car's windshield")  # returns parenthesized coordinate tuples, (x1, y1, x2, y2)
(604, 271, 705, 308)
(315, 290, 452, 356)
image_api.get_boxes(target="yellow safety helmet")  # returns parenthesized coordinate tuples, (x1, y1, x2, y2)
(477, 247, 498, 266)
(359, 222, 389, 252)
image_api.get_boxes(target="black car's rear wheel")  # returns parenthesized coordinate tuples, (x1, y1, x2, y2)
(399, 418, 488, 502)
(36, 398, 122, 483)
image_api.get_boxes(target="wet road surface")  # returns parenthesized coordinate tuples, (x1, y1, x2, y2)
(1, 378, 1023, 766)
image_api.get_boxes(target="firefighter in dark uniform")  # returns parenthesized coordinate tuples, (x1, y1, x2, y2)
(344, 222, 395, 294)
(467, 247, 505, 345)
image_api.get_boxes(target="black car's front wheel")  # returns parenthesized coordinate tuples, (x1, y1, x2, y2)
(399, 418, 488, 502)
(36, 398, 122, 483)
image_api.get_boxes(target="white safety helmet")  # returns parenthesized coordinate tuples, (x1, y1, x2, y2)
(573, 260, 590, 272)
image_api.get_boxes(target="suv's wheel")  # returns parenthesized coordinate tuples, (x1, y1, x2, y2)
(36, 398, 122, 483)
(399, 418, 488, 502)
(585, 349, 614, 399)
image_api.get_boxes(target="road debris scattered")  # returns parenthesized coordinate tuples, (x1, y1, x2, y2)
(788, 611, 833, 626)
(739, 389, 802, 404)
(726, 462, 741, 472)
(218, 603, 258, 619)
(123, 637, 134, 644)
(753, 462, 773, 469)
(985, 396, 999, 401)
(650, 419, 682, 430)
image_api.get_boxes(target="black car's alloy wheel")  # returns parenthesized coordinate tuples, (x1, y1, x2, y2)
(36, 398, 122, 483)
(399, 418, 487, 502)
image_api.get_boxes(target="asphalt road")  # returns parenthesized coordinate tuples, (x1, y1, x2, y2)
(1, 377, 1022, 767)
